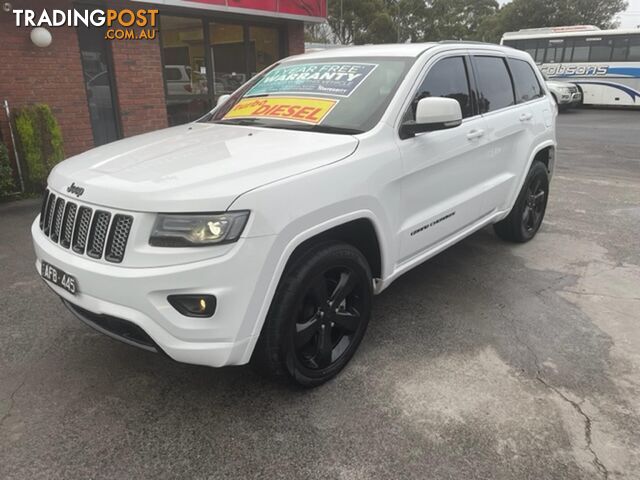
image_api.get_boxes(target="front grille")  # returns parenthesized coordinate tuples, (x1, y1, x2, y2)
(39, 191, 134, 263)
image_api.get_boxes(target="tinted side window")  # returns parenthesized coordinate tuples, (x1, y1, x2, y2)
(545, 39, 564, 63)
(589, 38, 612, 62)
(571, 38, 590, 62)
(165, 67, 182, 81)
(629, 35, 640, 62)
(409, 56, 474, 120)
(508, 58, 543, 103)
(612, 36, 630, 61)
(474, 56, 516, 114)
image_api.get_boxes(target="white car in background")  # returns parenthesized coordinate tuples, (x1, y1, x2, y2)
(543, 72, 582, 111)
(34, 43, 557, 387)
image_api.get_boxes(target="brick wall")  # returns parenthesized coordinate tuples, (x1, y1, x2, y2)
(109, 0, 168, 138)
(0, 0, 94, 173)
(287, 21, 305, 56)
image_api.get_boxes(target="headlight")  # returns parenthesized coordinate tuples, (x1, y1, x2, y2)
(149, 211, 250, 247)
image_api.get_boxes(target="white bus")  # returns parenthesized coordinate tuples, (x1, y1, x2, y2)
(501, 26, 640, 108)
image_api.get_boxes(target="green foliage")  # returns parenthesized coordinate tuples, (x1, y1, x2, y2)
(326, 0, 627, 45)
(0, 142, 16, 198)
(13, 104, 64, 192)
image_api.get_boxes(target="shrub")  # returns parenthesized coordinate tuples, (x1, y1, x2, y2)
(13, 104, 64, 191)
(0, 142, 16, 198)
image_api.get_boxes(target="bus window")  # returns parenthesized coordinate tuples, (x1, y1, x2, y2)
(612, 37, 630, 61)
(522, 40, 537, 60)
(545, 39, 564, 63)
(589, 38, 613, 62)
(629, 36, 640, 62)
(562, 39, 574, 62)
(534, 40, 546, 63)
(571, 38, 590, 62)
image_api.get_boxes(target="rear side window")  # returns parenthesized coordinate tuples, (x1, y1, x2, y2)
(508, 58, 543, 103)
(473, 56, 515, 114)
(408, 56, 474, 120)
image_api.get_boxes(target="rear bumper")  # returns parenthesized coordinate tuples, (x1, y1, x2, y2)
(32, 218, 276, 367)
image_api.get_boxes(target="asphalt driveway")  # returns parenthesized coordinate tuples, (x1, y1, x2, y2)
(1, 109, 639, 479)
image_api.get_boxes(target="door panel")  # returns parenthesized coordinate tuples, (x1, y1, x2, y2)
(396, 55, 494, 263)
(397, 116, 493, 263)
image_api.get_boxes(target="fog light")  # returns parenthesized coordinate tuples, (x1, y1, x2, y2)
(168, 295, 216, 318)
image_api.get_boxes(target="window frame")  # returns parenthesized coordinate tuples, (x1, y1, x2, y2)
(158, 12, 286, 125)
(506, 57, 545, 105)
(469, 54, 517, 115)
(397, 53, 479, 140)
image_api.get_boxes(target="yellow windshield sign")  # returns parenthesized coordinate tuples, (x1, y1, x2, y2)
(223, 97, 338, 125)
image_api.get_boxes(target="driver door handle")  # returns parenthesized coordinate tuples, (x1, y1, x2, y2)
(520, 113, 533, 122)
(466, 129, 485, 140)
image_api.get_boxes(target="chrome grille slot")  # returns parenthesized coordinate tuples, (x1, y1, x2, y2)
(86, 210, 111, 259)
(50, 197, 66, 243)
(43, 193, 56, 236)
(72, 206, 93, 254)
(105, 215, 133, 264)
(39, 190, 50, 230)
(60, 202, 77, 249)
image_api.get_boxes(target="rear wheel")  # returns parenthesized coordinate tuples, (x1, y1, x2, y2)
(252, 242, 373, 387)
(494, 161, 549, 243)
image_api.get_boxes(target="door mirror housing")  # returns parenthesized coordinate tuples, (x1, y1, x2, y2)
(216, 94, 231, 107)
(400, 97, 463, 139)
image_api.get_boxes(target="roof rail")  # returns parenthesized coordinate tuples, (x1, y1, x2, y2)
(437, 40, 494, 45)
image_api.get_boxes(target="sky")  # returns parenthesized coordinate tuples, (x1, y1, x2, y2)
(497, 0, 640, 29)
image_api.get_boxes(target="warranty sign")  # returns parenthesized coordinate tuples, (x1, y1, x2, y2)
(248, 63, 378, 97)
(223, 97, 338, 124)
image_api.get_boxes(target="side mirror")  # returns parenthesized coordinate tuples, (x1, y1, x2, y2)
(216, 94, 231, 107)
(400, 97, 463, 139)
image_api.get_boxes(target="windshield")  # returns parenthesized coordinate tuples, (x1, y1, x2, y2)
(203, 57, 415, 134)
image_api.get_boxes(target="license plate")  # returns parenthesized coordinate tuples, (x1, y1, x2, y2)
(41, 261, 78, 295)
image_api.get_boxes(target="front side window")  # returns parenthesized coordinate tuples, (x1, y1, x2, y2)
(406, 56, 474, 121)
(206, 57, 414, 134)
(508, 58, 543, 103)
(474, 56, 516, 114)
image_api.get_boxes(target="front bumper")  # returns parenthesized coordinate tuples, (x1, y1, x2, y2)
(32, 219, 276, 367)
(558, 91, 582, 105)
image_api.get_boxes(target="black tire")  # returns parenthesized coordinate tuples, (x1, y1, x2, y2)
(494, 161, 549, 243)
(252, 241, 373, 387)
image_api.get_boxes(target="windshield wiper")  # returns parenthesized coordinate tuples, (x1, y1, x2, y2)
(212, 118, 269, 127)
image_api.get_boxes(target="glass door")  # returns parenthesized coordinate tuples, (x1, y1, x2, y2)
(77, 25, 120, 146)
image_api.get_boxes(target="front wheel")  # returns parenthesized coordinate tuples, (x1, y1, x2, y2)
(494, 161, 549, 243)
(252, 242, 373, 387)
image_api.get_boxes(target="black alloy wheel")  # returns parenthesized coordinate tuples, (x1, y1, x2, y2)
(253, 242, 373, 387)
(294, 266, 365, 371)
(494, 160, 549, 243)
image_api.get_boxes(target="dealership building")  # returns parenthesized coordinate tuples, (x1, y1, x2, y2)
(0, 0, 325, 173)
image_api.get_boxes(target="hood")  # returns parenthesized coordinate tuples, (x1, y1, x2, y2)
(48, 123, 359, 212)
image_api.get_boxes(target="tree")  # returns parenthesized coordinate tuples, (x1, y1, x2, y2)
(483, 0, 628, 42)
(324, 0, 628, 46)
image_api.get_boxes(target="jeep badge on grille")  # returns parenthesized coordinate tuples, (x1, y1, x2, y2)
(67, 182, 85, 198)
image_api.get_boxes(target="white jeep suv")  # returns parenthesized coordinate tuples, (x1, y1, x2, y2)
(33, 43, 556, 387)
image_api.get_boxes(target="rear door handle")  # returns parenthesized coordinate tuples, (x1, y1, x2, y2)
(466, 129, 485, 140)
(519, 113, 533, 122)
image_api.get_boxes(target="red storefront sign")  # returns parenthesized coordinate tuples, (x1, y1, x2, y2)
(131, 0, 327, 22)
